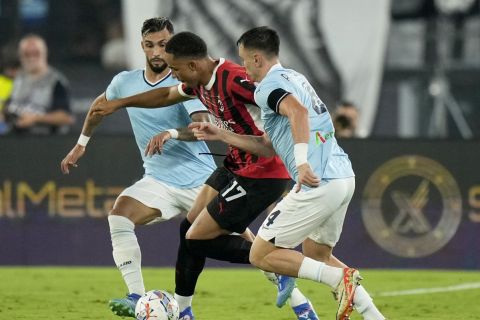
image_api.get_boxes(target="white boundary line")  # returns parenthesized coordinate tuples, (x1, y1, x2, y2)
(375, 282, 480, 297)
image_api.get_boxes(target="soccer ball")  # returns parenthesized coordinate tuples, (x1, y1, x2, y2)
(135, 289, 180, 320)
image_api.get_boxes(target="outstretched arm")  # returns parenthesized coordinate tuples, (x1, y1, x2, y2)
(278, 94, 319, 191)
(188, 122, 276, 158)
(144, 112, 214, 157)
(92, 85, 190, 116)
(60, 93, 107, 174)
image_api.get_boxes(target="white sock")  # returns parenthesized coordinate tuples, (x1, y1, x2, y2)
(298, 257, 343, 288)
(354, 285, 385, 320)
(174, 294, 193, 312)
(109, 215, 145, 295)
(289, 288, 309, 307)
(321, 264, 344, 289)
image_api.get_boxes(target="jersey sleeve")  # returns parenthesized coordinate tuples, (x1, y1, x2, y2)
(105, 72, 127, 101)
(178, 83, 197, 98)
(254, 77, 291, 113)
(229, 73, 256, 104)
(181, 98, 208, 115)
(50, 80, 71, 112)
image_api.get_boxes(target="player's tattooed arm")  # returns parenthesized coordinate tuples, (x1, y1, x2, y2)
(83, 93, 107, 136)
(188, 122, 276, 158)
(144, 111, 213, 157)
(92, 86, 190, 116)
(60, 93, 106, 174)
(177, 111, 213, 140)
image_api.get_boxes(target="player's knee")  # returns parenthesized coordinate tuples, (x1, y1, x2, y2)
(248, 248, 263, 268)
(109, 208, 130, 218)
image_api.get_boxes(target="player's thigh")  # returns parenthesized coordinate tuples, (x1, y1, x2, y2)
(186, 207, 229, 240)
(186, 184, 218, 223)
(111, 195, 160, 225)
(112, 176, 190, 225)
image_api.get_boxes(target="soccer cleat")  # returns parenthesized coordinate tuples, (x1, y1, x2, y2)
(108, 293, 141, 318)
(292, 300, 319, 320)
(276, 274, 296, 308)
(335, 268, 362, 320)
(179, 306, 195, 320)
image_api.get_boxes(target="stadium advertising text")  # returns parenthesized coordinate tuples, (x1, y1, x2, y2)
(0, 179, 122, 218)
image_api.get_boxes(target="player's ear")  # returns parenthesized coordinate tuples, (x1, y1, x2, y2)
(253, 53, 261, 67)
(188, 61, 197, 71)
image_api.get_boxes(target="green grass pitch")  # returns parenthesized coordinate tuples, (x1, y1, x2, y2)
(0, 267, 479, 319)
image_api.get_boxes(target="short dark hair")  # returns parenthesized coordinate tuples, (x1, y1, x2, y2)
(141, 17, 174, 36)
(165, 32, 207, 59)
(237, 26, 280, 57)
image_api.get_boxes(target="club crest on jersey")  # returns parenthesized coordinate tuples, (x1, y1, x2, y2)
(217, 97, 224, 112)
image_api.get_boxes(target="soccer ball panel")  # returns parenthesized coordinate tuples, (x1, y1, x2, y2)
(135, 289, 179, 320)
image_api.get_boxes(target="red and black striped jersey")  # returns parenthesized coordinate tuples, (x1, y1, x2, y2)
(178, 58, 290, 179)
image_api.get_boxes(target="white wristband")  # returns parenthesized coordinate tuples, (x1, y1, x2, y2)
(166, 129, 179, 139)
(77, 134, 90, 147)
(294, 143, 308, 167)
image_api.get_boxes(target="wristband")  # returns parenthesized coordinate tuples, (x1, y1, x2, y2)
(77, 134, 90, 147)
(294, 143, 308, 167)
(167, 129, 179, 139)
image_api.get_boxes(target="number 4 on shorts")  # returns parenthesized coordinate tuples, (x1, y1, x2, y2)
(265, 210, 281, 227)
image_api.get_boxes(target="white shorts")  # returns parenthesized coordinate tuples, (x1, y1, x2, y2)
(117, 176, 203, 224)
(257, 177, 355, 248)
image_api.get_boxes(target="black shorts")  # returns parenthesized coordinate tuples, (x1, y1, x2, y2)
(205, 167, 290, 234)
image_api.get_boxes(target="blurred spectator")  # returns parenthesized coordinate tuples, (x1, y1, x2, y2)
(101, 21, 127, 70)
(4, 34, 74, 134)
(332, 100, 359, 138)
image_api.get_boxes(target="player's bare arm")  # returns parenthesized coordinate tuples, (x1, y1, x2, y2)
(144, 111, 213, 157)
(189, 122, 276, 158)
(92, 85, 190, 116)
(278, 94, 320, 191)
(60, 93, 107, 174)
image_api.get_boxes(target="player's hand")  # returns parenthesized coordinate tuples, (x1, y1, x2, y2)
(91, 99, 122, 116)
(60, 144, 86, 174)
(145, 131, 172, 157)
(188, 122, 222, 141)
(295, 163, 320, 192)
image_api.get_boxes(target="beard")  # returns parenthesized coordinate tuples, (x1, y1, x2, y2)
(148, 59, 168, 74)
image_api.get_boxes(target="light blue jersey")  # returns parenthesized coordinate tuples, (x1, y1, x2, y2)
(254, 64, 354, 183)
(106, 69, 216, 188)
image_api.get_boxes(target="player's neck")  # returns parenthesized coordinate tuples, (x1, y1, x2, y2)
(258, 58, 280, 82)
(144, 67, 170, 83)
(198, 57, 218, 86)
